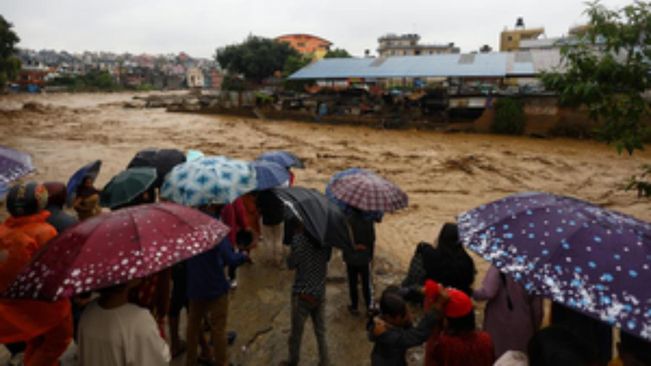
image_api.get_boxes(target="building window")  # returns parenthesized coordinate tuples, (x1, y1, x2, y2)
(507, 36, 513, 41)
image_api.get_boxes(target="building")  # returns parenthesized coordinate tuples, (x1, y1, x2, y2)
(500, 18, 545, 52)
(288, 50, 562, 91)
(275, 34, 332, 59)
(377, 34, 460, 57)
(186, 67, 205, 88)
(518, 24, 590, 51)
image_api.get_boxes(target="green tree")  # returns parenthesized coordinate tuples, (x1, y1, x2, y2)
(283, 54, 312, 77)
(492, 98, 525, 135)
(324, 48, 352, 58)
(0, 15, 21, 87)
(216, 36, 300, 83)
(541, 1, 651, 155)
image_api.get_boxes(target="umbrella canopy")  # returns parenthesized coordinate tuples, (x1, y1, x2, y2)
(326, 168, 383, 221)
(256, 151, 305, 169)
(457, 192, 651, 341)
(186, 149, 204, 162)
(128, 148, 186, 188)
(66, 160, 102, 204)
(273, 187, 352, 249)
(329, 171, 408, 212)
(100, 167, 157, 209)
(2, 202, 229, 300)
(0, 146, 34, 185)
(161, 156, 256, 207)
(251, 160, 290, 190)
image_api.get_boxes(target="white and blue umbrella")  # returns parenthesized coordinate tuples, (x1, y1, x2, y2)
(251, 160, 290, 190)
(161, 156, 256, 207)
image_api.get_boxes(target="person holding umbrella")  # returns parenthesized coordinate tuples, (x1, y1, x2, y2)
(3, 201, 230, 366)
(161, 156, 256, 366)
(283, 215, 332, 366)
(67, 160, 102, 221)
(0, 182, 73, 366)
(327, 169, 408, 316)
(272, 187, 354, 366)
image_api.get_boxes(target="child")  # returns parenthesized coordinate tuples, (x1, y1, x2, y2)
(424, 279, 495, 366)
(368, 283, 450, 366)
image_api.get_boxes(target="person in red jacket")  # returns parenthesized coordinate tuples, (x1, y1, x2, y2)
(0, 182, 73, 366)
(423, 280, 495, 366)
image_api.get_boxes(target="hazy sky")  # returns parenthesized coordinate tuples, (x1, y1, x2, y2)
(2, 0, 632, 58)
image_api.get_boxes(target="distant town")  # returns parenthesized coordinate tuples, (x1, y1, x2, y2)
(12, 18, 582, 94)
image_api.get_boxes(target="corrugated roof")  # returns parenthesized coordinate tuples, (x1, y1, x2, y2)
(289, 50, 561, 80)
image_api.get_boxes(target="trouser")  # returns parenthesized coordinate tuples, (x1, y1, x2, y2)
(346, 264, 372, 310)
(186, 295, 229, 366)
(288, 294, 329, 366)
(24, 311, 73, 366)
(261, 221, 284, 262)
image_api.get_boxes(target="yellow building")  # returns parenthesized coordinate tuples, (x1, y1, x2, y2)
(500, 18, 544, 52)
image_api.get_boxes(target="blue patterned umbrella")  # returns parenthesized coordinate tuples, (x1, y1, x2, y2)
(251, 160, 290, 190)
(457, 192, 651, 340)
(256, 151, 304, 169)
(0, 146, 34, 185)
(325, 168, 383, 222)
(161, 156, 256, 206)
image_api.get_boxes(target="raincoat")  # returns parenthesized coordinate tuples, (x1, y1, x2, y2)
(0, 210, 73, 366)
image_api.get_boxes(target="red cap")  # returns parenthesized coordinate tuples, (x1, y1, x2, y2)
(444, 288, 473, 318)
(424, 279, 473, 318)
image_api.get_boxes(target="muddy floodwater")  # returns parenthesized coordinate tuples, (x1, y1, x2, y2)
(1, 92, 649, 365)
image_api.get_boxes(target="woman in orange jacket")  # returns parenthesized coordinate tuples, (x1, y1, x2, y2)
(0, 182, 73, 366)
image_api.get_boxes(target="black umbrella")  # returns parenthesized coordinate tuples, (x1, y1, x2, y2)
(127, 148, 186, 188)
(272, 187, 352, 250)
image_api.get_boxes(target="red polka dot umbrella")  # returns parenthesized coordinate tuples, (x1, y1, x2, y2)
(2, 202, 229, 300)
(329, 172, 408, 213)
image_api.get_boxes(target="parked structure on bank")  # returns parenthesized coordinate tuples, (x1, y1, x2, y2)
(377, 34, 460, 57)
(276, 34, 333, 59)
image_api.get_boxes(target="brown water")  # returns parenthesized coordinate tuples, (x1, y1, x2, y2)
(0, 92, 649, 365)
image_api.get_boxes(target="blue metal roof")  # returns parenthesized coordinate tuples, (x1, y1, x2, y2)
(289, 51, 559, 80)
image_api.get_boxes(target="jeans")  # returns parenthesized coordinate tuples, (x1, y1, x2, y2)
(186, 295, 229, 366)
(346, 264, 372, 310)
(288, 294, 329, 366)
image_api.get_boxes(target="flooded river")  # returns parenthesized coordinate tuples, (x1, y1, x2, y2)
(0, 92, 649, 364)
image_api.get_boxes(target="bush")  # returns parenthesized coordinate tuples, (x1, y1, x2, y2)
(491, 97, 525, 135)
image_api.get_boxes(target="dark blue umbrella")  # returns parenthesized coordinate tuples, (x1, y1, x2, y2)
(457, 192, 651, 341)
(251, 160, 290, 190)
(256, 151, 304, 169)
(0, 145, 34, 185)
(325, 168, 383, 222)
(66, 160, 102, 204)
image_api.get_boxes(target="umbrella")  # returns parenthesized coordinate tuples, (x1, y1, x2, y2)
(2, 202, 229, 300)
(0, 146, 34, 185)
(128, 148, 186, 188)
(457, 192, 651, 341)
(186, 149, 204, 162)
(251, 160, 290, 190)
(257, 151, 305, 169)
(326, 168, 383, 221)
(329, 171, 408, 212)
(100, 167, 157, 209)
(66, 160, 102, 205)
(161, 156, 256, 207)
(272, 187, 352, 249)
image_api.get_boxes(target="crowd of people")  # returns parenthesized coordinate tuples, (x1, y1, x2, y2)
(0, 150, 650, 366)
